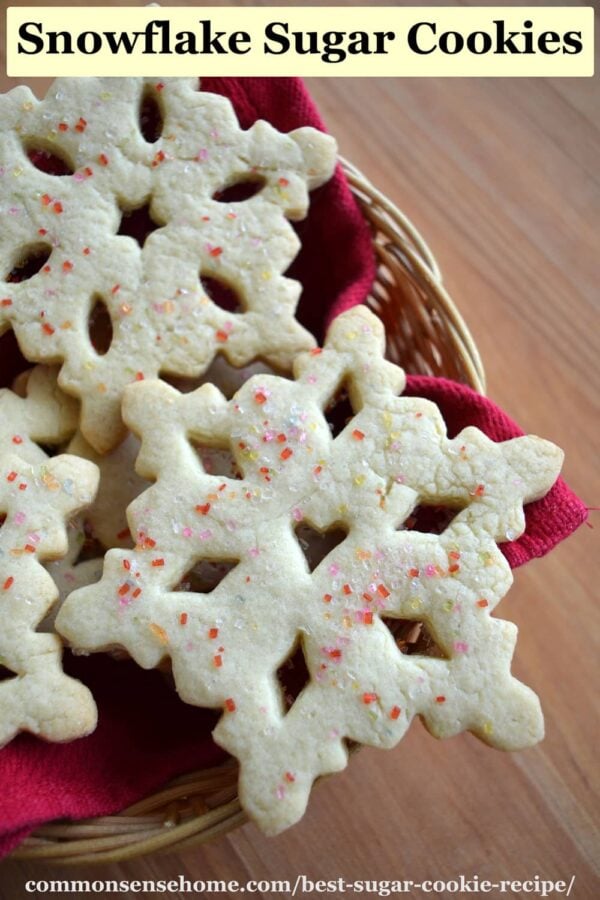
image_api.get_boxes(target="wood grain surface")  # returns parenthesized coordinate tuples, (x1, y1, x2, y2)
(0, 1, 598, 897)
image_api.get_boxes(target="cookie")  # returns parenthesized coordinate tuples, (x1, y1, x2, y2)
(0, 77, 336, 452)
(1, 365, 78, 463)
(56, 307, 563, 833)
(0, 451, 99, 745)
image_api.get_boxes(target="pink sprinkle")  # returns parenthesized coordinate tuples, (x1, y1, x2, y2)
(328, 563, 340, 576)
(182, 527, 193, 538)
(249, 547, 260, 558)
(263, 430, 275, 443)
(199, 529, 212, 541)
(292, 508, 303, 522)
(276, 786, 285, 800)
(13, 512, 26, 525)
(307, 375, 317, 384)
(73, 171, 86, 182)
(454, 641, 469, 653)
(27, 532, 41, 544)
(197, 148, 208, 161)
(209, 129, 219, 139)
(251, 237, 262, 248)
(425, 564, 437, 577)
(329, 728, 340, 739)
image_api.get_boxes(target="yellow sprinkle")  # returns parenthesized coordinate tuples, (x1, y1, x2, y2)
(120, 304, 132, 315)
(338, 504, 348, 515)
(443, 600, 454, 612)
(149, 623, 169, 645)
(22, 102, 33, 111)
(353, 475, 365, 486)
(261, 271, 272, 281)
(343, 615, 353, 629)
(97, 383, 107, 394)
(345, 330, 358, 341)
(60, 320, 72, 330)
(410, 598, 422, 610)
(382, 411, 392, 428)
(482, 721, 494, 735)
(42, 472, 60, 491)
(163, 300, 174, 314)
(12, 167, 23, 177)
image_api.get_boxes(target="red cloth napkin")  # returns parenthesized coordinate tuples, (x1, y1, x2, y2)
(0, 78, 586, 857)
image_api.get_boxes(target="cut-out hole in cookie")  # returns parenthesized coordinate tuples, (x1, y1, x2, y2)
(325, 381, 356, 438)
(295, 522, 347, 573)
(88, 295, 113, 356)
(192, 443, 242, 479)
(213, 175, 266, 204)
(200, 274, 243, 314)
(401, 503, 464, 536)
(117, 200, 160, 247)
(0, 665, 17, 683)
(25, 143, 74, 177)
(5, 243, 52, 284)
(381, 616, 448, 659)
(175, 558, 239, 594)
(139, 86, 164, 143)
(277, 637, 311, 713)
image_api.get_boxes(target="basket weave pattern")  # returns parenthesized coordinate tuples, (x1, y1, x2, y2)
(12, 158, 485, 864)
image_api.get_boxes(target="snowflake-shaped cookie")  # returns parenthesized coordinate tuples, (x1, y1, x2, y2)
(0, 77, 336, 452)
(56, 307, 563, 833)
(0, 451, 99, 746)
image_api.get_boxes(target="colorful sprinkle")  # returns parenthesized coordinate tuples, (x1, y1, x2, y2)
(389, 705, 401, 720)
(362, 692, 378, 705)
(179, 612, 188, 626)
(224, 697, 236, 712)
(352, 429, 365, 441)
(3, 577, 14, 591)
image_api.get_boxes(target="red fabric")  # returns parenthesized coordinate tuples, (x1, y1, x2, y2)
(0, 78, 587, 857)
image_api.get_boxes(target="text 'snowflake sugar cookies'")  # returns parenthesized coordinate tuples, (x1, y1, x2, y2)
(0, 77, 336, 453)
(56, 307, 563, 834)
(0, 451, 99, 746)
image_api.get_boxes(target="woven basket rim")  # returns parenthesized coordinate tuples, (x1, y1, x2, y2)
(12, 155, 485, 864)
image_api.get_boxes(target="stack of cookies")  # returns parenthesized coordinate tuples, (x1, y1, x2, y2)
(0, 77, 563, 834)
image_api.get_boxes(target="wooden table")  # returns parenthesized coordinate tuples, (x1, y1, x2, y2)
(1, 1, 598, 897)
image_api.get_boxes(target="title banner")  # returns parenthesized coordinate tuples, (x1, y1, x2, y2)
(6, 7, 594, 78)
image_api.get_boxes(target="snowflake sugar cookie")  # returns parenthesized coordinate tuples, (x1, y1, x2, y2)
(0, 78, 336, 452)
(0, 451, 98, 746)
(56, 307, 563, 833)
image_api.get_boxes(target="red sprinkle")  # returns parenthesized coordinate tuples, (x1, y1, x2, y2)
(111, 284, 120, 294)
(280, 447, 293, 461)
(42, 322, 55, 336)
(155, 82, 165, 92)
(98, 153, 109, 166)
(12, 436, 23, 445)
(118, 583, 130, 597)
(474, 484, 485, 497)
(254, 391, 267, 405)
(195, 503, 211, 516)
(6, 472, 17, 482)
(209, 627, 219, 639)
(224, 697, 236, 712)
(3, 577, 14, 590)
(390, 705, 401, 720)
(363, 692, 378, 705)
(362, 592, 373, 603)
(135, 371, 144, 381)
(278, 177, 289, 187)
(343, 583, 352, 595)
(276, 434, 286, 443)
(408, 568, 420, 578)
(435, 696, 446, 704)
(323, 593, 332, 603)
(352, 429, 365, 441)
(448, 564, 460, 574)
(215, 330, 228, 343)
(82, 247, 91, 255)
(377, 584, 390, 598)
(284, 771, 295, 783)
(213, 654, 223, 668)
(1, 298, 12, 307)
(477, 598, 489, 608)
(123, 559, 131, 571)
(75, 117, 87, 133)
(58, 122, 69, 132)
(41, 194, 51, 206)
(363, 611, 374, 625)
(209, 246, 223, 258)
(24, 544, 35, 554)
(132, 587, 142, 599)
(117, 528, 130, 540)
(52, 201, 63, 214)
(327, 648, 342, 660)
(62, 260, 73, 272)
(151, 558, 165, 567)
(179, 612, 188, 626)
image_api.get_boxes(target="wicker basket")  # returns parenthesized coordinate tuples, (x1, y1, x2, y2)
(12, 156, 485, 865)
